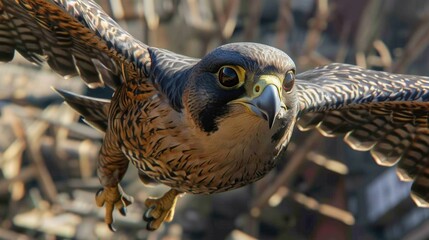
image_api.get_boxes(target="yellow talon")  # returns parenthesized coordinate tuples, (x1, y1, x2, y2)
(143, 189, 182, 231)
(95, 185, 134, 232)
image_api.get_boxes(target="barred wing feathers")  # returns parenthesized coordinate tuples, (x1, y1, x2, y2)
(296, 63, 429, 206)
(0, 0, 151, 89)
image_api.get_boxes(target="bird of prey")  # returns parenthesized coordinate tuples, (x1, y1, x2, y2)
(2, 0, 429, 231)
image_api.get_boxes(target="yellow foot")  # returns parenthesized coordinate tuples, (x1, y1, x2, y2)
(95, 184, 134, 232)
(143, 189, 182, 231)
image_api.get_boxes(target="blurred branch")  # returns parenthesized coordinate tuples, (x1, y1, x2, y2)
(268, 187, 354, 225)
(275, 0, 293, 50)
(390, 13, 429, 73)
(354, 0, 389, 67)
(368, 39, 392, 69)
(213, 0, 240, 41)
(335, 21, 351, 63)
(0, 228, 31, 240)
(0, 108, 27, 201)
(185, 0, 216, 33)
(303, 0, 329, 54)
(374, 40, 392, 66)
(251, 131, 321, 211)
(243, 0, 262, 41)
(299, 0, 331, 68)
(25, 105, 61, 203)
(144, 0, 160, 30)
(109, 0, 125, 19)
(307, 152, 348, 175)
(0, 166, 37, 196)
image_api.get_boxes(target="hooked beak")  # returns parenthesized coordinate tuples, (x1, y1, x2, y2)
(249, 84, 282, 128)
(229, 75, 284, 128)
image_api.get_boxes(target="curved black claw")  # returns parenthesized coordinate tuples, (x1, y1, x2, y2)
(96, 188, 104, 197)
(108, 223, 117, 232)
(143, 206, 155, 222)
(95, 185, 134, 233)
(146, 222, 157, 231)
(142, 190, 181, 231)
(119, 205, 127, 216)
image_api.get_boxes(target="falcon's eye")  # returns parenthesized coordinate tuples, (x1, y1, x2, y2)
(218, 65, 245, 89)
(283, 70, 295, 92)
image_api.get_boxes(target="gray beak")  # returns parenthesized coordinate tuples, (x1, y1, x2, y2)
(249, 84, 282, 128)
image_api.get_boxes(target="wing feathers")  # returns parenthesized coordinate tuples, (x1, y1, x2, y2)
(370, 124, 414, 166)
(0, 0, 152, 89)
(296, 63, 429, 205)
(54, 88, 110, 132)
(0, 3, 44, 63)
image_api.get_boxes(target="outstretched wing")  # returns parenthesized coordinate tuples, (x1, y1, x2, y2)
(296, 63, 429, 206)
(0, 0, 151, 89)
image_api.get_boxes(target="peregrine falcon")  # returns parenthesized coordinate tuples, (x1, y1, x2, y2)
(2, 0, 429, 231)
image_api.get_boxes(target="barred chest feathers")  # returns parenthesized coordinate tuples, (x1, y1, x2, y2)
(117, 92, 293, 194)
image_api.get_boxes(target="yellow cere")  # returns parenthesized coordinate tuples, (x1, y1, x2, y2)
(253, 75, 283, 99)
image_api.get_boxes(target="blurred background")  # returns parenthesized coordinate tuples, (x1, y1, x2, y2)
(1, 0, 429, 239)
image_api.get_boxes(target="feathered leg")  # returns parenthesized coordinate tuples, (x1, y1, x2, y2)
(95, 132, 133, 232)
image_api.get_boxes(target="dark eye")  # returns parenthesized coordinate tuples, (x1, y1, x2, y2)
(218, 66, 241, 88)
(283, 70, 295, 92)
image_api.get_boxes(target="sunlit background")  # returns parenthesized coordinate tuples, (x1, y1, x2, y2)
(1, 0, 429, 239)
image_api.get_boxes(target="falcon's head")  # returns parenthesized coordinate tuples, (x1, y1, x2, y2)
(149, 42, 299, 183)
(184, 43, 298, 135)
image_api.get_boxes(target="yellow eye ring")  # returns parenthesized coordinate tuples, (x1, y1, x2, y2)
(217, 65, 246, 89)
